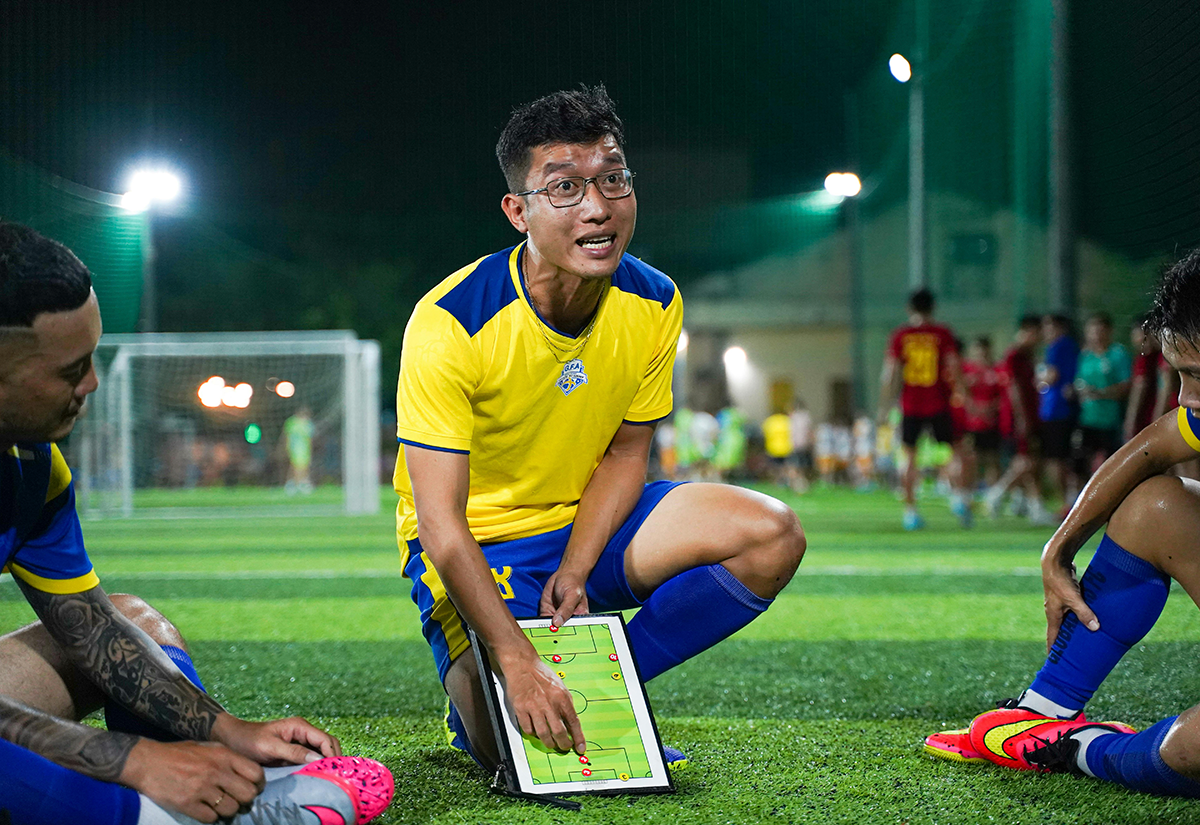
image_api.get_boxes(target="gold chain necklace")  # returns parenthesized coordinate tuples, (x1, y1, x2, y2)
(522, 250, 605, 364)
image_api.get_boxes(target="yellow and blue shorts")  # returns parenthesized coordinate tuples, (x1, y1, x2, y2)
(403, 480, 683, 682)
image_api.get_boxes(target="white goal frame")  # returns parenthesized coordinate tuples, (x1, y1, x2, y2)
(74, 330, 380, 518)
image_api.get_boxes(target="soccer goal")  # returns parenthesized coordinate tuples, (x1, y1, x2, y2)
(72, 331, 381, 518)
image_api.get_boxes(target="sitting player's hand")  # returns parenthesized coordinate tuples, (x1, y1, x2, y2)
(1041, 541, 1100, 653)
(212, 713, 342, 767)
(539, 570, 590, 629)
(504, 656, 586, 756)
(121, 738, 264, 823)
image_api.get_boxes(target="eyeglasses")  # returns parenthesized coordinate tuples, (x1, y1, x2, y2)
(515, 168, 636, 208)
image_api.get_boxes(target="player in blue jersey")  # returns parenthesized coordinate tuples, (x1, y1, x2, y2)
(0, 222, 391, 825)
(923, 248, 1200, 797)
(393, 86, 805, 772)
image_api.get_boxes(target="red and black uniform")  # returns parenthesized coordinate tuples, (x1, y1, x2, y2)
(998, 346, 1039, 455)
(888, 321, 959, 447)
(962, 359, 1003, 451)
(1130, 350, 1159, 434)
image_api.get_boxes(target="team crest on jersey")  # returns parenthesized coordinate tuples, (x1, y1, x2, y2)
(556, 359, 589, 396)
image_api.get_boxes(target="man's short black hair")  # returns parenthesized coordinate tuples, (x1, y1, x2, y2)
(496, 84, 626, 194)
(1146, 248, 1200, 347)
(1019, 314, 1042, 330)
(0, 222, 92, 327)
(1087, 311, 1113, 328)
(974, 335, 992, 350)
(908, 288, 935, 315)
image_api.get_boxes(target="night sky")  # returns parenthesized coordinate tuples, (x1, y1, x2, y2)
(4, 0, 1199, 349)
(2, 0, 896, 219)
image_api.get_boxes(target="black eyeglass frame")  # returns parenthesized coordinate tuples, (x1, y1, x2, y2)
(514, 168, 637, 208)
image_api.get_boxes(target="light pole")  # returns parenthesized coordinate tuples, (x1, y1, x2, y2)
(121, 168, 182, 333)
(826, 171, 865, 412)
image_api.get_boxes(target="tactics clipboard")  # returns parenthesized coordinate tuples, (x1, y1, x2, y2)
(470, 613, 675, 807)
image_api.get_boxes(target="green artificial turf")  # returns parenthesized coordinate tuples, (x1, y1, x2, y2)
(3, 484, 1198, 823)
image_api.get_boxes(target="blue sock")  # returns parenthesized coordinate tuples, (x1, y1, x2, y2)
(1084, 716, 1200, 797)
(1027, 534, 1169, 710)
(626, 564, 772, 682)
(0, 737, 140, 825)
(105, 644, 205, 742)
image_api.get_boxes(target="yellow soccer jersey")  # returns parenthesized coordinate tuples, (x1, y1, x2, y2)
(394, 242, 682, 556)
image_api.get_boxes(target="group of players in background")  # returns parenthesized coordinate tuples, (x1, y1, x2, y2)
(656, 287, 1188, 534)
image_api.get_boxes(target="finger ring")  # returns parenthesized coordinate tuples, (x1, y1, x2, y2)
(212, 794, 224, 808)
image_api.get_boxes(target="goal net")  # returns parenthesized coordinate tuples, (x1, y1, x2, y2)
(72, 331, 381, 518)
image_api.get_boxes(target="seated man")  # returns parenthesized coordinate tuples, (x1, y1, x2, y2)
(924, 247, 1200, 798)
(0, 222, 392, 825)
(394, 86, 805, 770)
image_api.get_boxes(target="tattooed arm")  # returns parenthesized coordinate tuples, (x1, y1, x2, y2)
(0, 691, 138, 781)
(18, 581, 225, 740)
(15, 580, 340, 760)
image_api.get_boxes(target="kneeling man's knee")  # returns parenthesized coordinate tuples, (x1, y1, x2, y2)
(109, 593, 187, 649)
(751, 498, 806, 580)
(1108, 475, 1200, 557)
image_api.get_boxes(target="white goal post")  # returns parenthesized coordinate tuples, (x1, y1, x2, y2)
(72, 331, 381, 518)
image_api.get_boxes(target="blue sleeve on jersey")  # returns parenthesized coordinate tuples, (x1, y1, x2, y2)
(11, 482, 97, 588)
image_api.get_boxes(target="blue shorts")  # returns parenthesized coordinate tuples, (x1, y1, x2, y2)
(404, 480, 683, 682)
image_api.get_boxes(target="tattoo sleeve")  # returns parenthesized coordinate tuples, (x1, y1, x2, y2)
(0, 693, 138, 782)
(17, 581, 226, 742)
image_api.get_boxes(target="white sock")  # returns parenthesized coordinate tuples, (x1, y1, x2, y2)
(138, 795, 195, 825)
(1018, 688, 1081, 719)
(1071, 727, 1119, 777)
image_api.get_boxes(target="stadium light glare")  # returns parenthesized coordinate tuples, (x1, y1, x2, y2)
(121, 168, 183, 212)
(824, 172, 862, 199)
(198, 376, 225, 408)
(275, 380, 296, 398)
(676, 329, 689, 355)
(723, 345, 748, 372)
(889, 53, 912, 83)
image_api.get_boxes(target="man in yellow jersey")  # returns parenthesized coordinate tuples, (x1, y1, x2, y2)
(394, 86, 806, 771)
(922, 248, 1200, 798)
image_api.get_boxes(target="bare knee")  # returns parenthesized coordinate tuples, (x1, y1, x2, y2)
(729, 498, 805, 597)
(1107, 475, 1200, 565)
(108, 593, 187, 650)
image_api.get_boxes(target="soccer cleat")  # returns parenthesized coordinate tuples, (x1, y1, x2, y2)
(663, 745, 688, 771)
(969, 706, 1130, 772)
(1022, 722, 1135, 775)
(296, 757, 394, 824)
(224, 763, 360, 825)
(903, 510, 925, 531)
(923, 728, 986, 764)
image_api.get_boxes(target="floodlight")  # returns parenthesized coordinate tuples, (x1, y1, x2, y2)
(198, 376, 225, 408)
(275, 380, 296, 398)
(889, 54, 912, 83)
(122, 167, 183, 212)
(824, 173, 862, 198)
(723, 345, 748, 371)
(676, 329, 689, 355)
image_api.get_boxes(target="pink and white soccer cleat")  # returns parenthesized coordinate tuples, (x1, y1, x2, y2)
(296, 757, 394, 824)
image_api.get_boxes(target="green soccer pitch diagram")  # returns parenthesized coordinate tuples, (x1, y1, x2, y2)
(474, 615, 673, 799)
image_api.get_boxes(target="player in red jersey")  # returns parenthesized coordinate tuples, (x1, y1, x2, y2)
(1124, 317, 1160, 441)
(961, 337, 1004, 489)
(984, 316, 1056, 524)
(878, 288, 969, 529)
